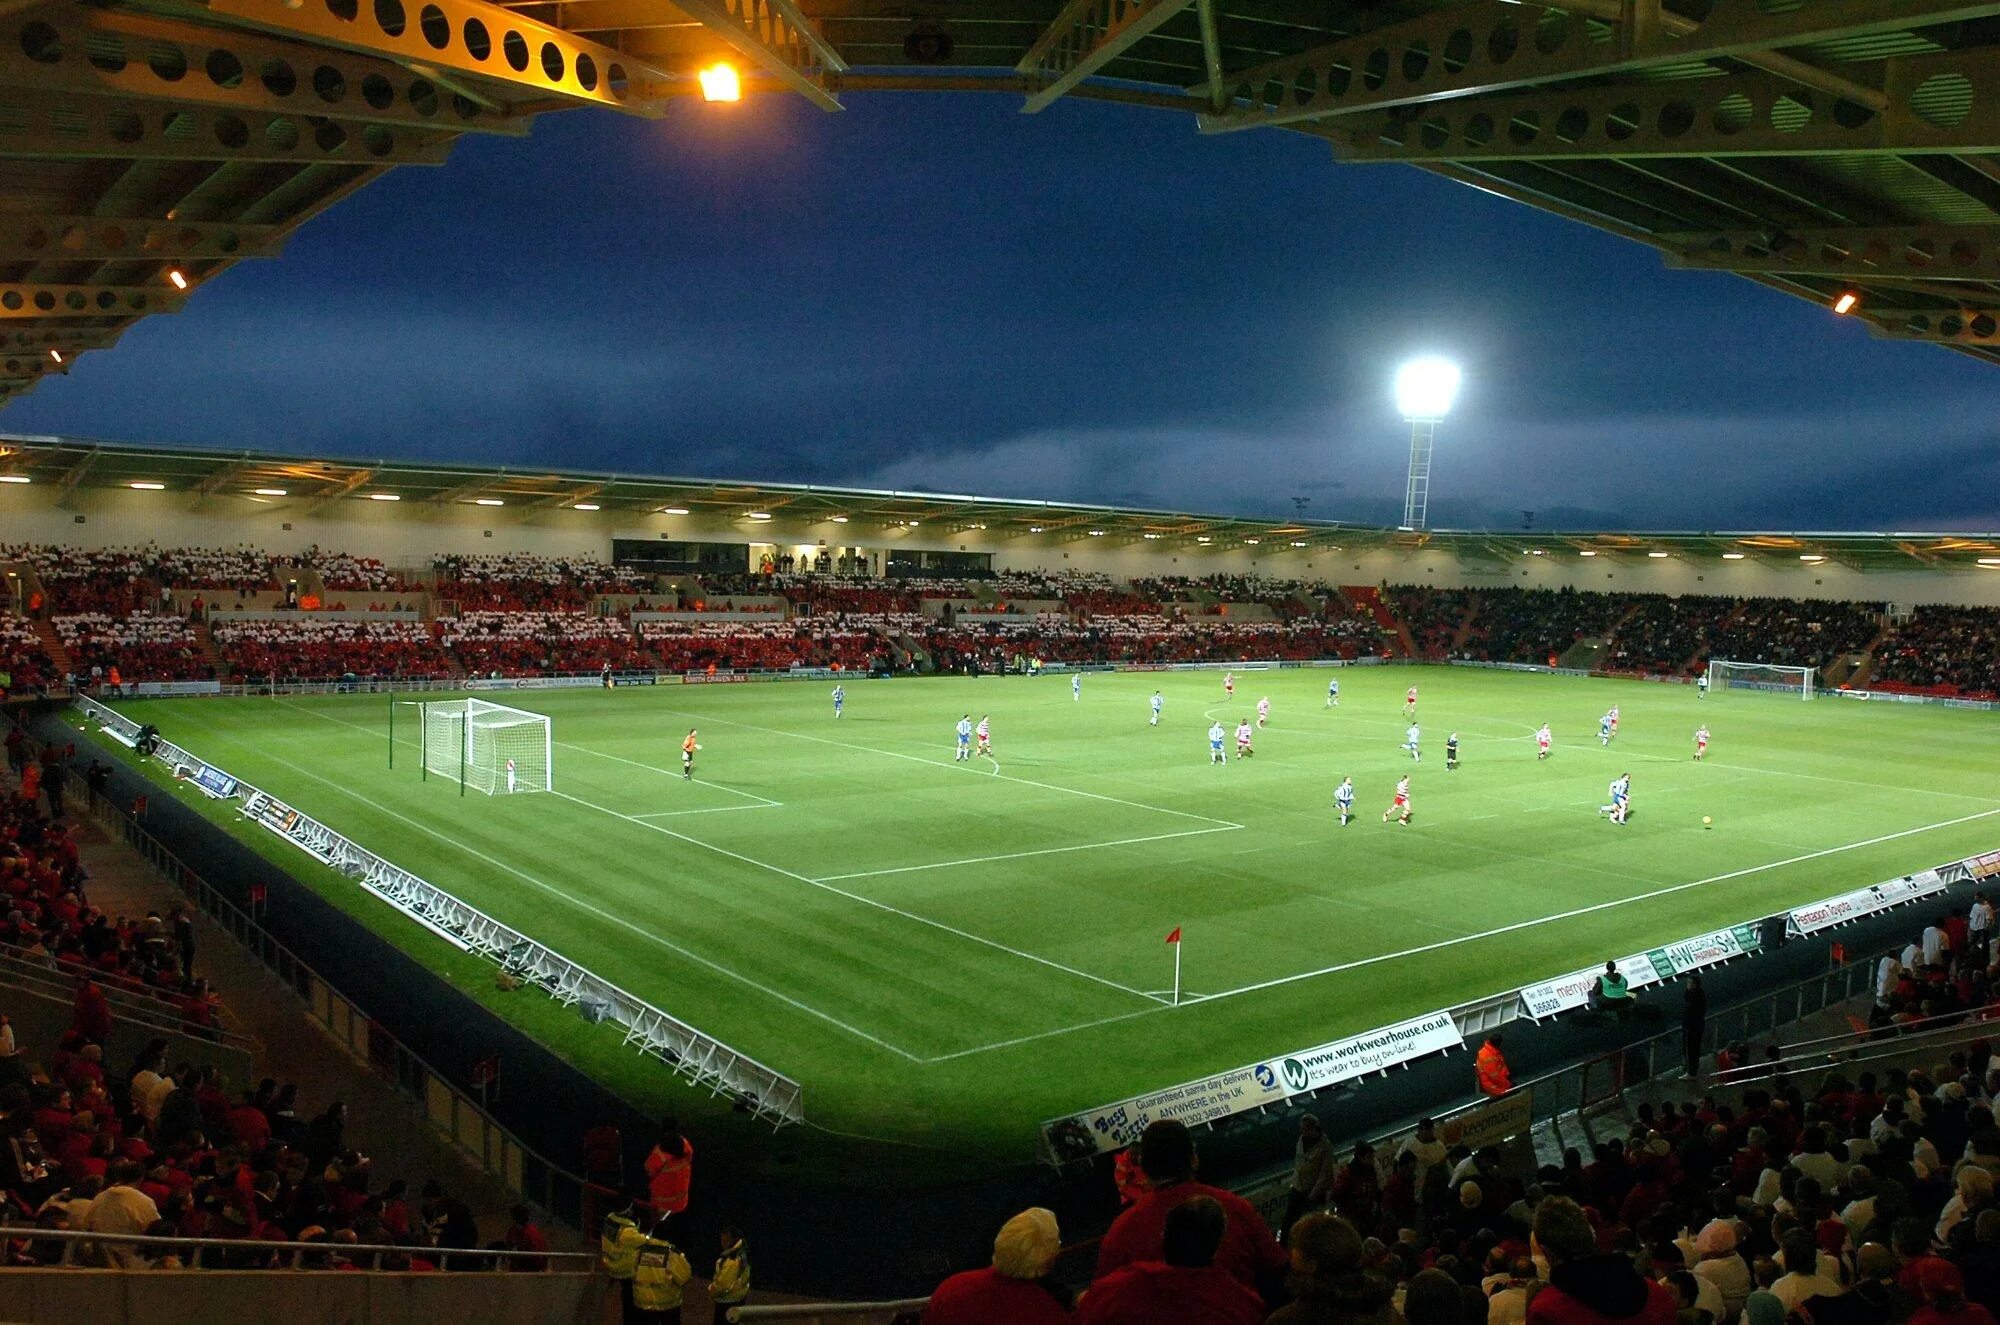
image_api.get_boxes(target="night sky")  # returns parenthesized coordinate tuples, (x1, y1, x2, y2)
(15, 92, 2000, 531)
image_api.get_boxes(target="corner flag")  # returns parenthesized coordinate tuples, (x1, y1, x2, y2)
(1165, 927, 1181, 945)
(1166, 927, 1182, 1006)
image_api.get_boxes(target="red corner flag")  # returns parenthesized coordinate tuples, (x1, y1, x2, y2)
(1165, 927, 1181, 945)
(1166, 927, 1183, 1006)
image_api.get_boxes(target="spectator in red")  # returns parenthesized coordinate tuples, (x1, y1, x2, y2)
(643, 1116, 693, 1227)
(923, 1206, 1072, 1324)
(500, 1203, 549, 1269)
(1915, 1263, 1999, 1325)
(1094, 1119, 1286, 1301)
(225, 1090, 272, 1150)
(1078, 1195, 1264, 1325)
(71, 974, 113, 1043)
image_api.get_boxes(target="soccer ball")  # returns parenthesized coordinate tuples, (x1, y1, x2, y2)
(1702, 816, 1713, 828)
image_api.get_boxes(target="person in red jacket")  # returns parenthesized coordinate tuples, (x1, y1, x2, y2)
(1094, 1120, 1286, 1302)
(642, 1117, 693, 1226)
(1526, 1195, 1676, 1325)
(1477, 1035, 1513, 1097)
(923, 1206, 1072, 1324)
(1079, 1196, 1264, 1325)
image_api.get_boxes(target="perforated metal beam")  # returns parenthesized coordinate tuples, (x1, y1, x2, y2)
(1016, 0, 1194, 114)
(0, 284, 185, 319)
(0, 9, 526, 135)
(0, 88, 459, 163)
(0, 326, 126, 356)
(644, 0, 845, 110)
(0, 351, 68, 381)
(0, 214, 284, 265)
(1865, 307, 2000, 344)
(1662, 224, 2000, 281)
(206, 0, 678, 114)
(1325, 49, 2000, 163)
(1197, 0, 1993, 134)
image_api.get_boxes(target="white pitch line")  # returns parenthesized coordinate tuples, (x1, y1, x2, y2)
(178, 713, 929, 1062)
(814, 825, 1243, 883)
(550, 789, 1167, 1006)
(630, 804, 780, 818)
(1198, 803, 2000, 1004)
(656, 705, 1244, 829)
(921, 1005, 1167, 1064)
(557, 741, 782, 807)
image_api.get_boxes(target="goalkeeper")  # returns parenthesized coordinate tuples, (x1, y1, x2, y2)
(681, 729, 701, 781)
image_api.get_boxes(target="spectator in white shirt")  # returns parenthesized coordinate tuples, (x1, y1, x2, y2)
(1770, 1230, 1844, 1312)
(82, 1160, 160, 1267)
(1693, 1220, 1751, 1317)
(1971, 893, 1995, 962)
(1790, 1126, 1849, 1191)
(1923, 921, 1949, 968)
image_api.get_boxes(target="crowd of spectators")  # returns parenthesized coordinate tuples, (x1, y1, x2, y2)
(54, 614, 209, 683)
(1871, 608, 2000, 699)
(1603, 596, 1734, 676)
(0, 620, 56, 696)
(638, 618, 882, 672)
(150, 548, 278, 594)
(1466, 588, 1637, 666)
(1705, 599, 1881, 673)
(439, 611, 648, 676)
(299, 549, 414, 594)
(432, 554, 650, 611)
(210, 619, 452, 682)
(4, 546, 150, 617)
(917, 611, 1386, 672)
(1393, 588, 1478, 659)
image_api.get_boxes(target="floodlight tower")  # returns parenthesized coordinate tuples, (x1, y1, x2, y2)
(1393, 357, 1461, 532)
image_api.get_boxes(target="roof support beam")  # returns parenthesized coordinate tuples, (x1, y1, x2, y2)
(1016, 0, 1195, 114)
(0, 9, 526, 135)
(1193, 0, 1225, 112)
(1324, 48, 2000, 163)
(1864, 307, 2000, 344)
(652, 0, 846, 111)
(204, 0, 678, 116)
(0, 89, 458, 164)
(0, 214, 283, 265)
(0, 326, 126, 355)
(307, 468, 377, 512)
(1662, 224, 2000, 281)
(0, 284, 185, 319)
(1195, 0, 1992, 135)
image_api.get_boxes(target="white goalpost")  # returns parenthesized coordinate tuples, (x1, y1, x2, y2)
(1705, 659, 1816, 700)
(401, 698, 553, 795)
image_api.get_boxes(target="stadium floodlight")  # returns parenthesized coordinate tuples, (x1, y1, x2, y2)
(48, 350, 61, 365)
(369, 493, 401, 501)
(1834, 292, 1859, 315)
(253, 487, 287, 496)
(1393, 356, 1460, 532)
(0, 475, 30, 484)
(699, 63, 742, 102)
(1722, 552, 1746, 560)
(831, 515, 849, 523)
(572, 502, 600, 510)
(130, 481, 165, 490)
(473, 497, 504, 507)
(1979, 557, 2000, 567)
(661, 506, 688, 515)
(166, 268, 189, 291)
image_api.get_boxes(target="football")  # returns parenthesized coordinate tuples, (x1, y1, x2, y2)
(1702, 816, 1713, 827)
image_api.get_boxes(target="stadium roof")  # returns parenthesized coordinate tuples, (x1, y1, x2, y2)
(7, 432, 2000, 572)
(7, 1, 2000, 404)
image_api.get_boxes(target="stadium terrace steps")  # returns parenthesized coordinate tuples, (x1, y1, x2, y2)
(1446, 596, 1482, 657)
(1344, 585, 1414, 658)
(191, 619, 226, 679)
(31, 618, 71, 678)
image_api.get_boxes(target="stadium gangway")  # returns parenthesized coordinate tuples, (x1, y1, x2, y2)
(0, 1224, 591, 1271)
(728, 1299, 931, 1323)
(1708, 1004, 2000, 1092)
(69, 693, 808, 1130)
(0, 946, 256, 1057)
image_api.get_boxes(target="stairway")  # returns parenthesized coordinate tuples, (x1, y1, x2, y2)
(1445, 596, 1482, 656)
(1343, 586, 1414, 658)
(1842, 622, 1898, 689)
(191, 620, 227, 680)
(31, 620, 70, 680)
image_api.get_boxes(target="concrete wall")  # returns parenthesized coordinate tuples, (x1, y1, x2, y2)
(5, 483, 2000, 607)
(4, 1268, 609, 1324)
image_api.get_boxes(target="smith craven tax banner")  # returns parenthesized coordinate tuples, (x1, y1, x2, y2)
(1054, 1061, 1292, 1155)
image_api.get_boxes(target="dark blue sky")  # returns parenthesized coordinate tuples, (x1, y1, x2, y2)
(16, 92, 2000, 530)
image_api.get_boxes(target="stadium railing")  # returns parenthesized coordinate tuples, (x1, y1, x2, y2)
(18, 724, 620, 1234)
(0, 946, 254, 1052)
(2, 1225, 588, 1270)
(70, 693, 806, 1132)
(726, 1299, 930, 1323)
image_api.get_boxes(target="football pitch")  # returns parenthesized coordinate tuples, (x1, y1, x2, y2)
(98, 668, 2000, 1162)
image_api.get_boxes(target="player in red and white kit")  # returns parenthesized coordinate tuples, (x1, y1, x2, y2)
(1693, 725, 1709, 760)
(975, 715, 993, 758)
(1256, 697, 1271, 729)
(1404, 685, 1418, 718)
(1223, 672, 1235, 698)
(1536, 723, 1552, 760)
(1234, 719, 1254, 758)
(1608, 706, 1620, 738)
(1382, 775, 1411, 824)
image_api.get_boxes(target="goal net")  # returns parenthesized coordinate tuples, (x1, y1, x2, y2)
(1705, 659, 1815, 700)
(418, 699, 552, 794)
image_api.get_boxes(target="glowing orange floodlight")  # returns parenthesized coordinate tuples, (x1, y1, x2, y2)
(698, 63, 742, 102)
(1833, 292, 1858, 315)
(167, 269, 189, 291)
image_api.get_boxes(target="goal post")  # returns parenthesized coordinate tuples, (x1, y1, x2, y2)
(1705, 659, 1815, 700)
(403, 698, 552, 795)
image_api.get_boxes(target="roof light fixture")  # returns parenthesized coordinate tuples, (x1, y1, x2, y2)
(1833, 292, 1859, 315)
(1578, 550, 1597, 557)
(473, 498, 504, 506)
(572, 502, 600, 511)
(1647, 550, 1669, 558)
(747, 511, 773, 520)
(661, 506, 688, 515)
(698, 63, 742, 102)
(129, 481, 165, 490)
(369, 493, 401, 502)
(0, 475, 29, 484)
(253, 488, 287, 497)
(1722, 552, 1746, 560)
(167, 269, 188, 291)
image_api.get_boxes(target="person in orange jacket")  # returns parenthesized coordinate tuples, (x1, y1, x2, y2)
(1476, 1035, 1512, 1097)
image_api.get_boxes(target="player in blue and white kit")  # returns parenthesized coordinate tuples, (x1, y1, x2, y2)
(1334, 775, 1355, 826)
(1149, 691, 1163, 726)
(1072, 673, 1082, 701)
(831, 684, 845, 718)
(1208, 721, 1226, 765)
(1598, 711, 1613, 746)
(1326, 677, 1340, 708)
(1402, 722, 1421, 762)
(955, 715, 973, 761)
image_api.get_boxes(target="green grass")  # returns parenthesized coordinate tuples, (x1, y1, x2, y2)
(90, 668, 2000, 1168)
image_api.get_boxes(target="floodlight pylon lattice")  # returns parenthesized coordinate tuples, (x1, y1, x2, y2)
(1402, 419, 1436, 532)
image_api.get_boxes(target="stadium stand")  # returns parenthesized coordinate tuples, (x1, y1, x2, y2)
(210, 619, 454, 682)
(433, 553, 651, 610)
(1871, 607, 2000, 700)
(439, 611, 647, 677)
(0, 620, 56, 697)
(54, 614, 210, 684)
